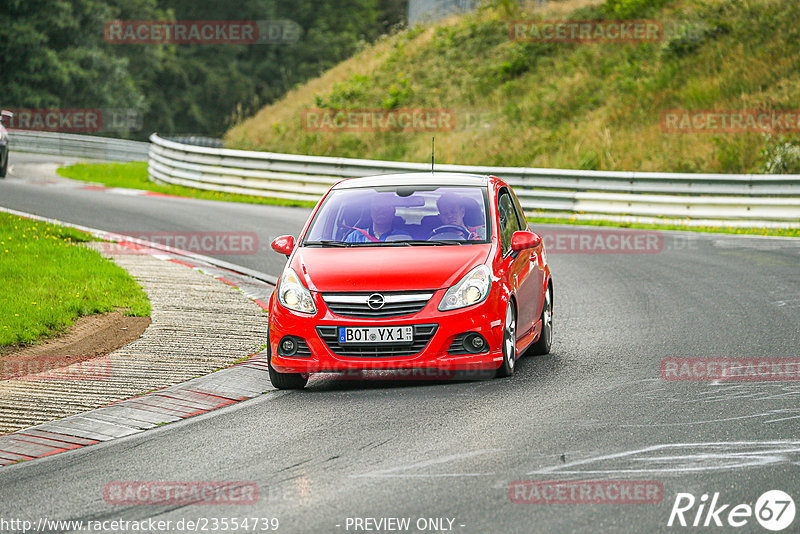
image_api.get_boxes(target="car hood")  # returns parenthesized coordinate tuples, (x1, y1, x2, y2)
(291, 245, 492, 292)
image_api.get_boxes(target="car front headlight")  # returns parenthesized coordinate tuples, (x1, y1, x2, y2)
(439, 265, 491, 311)
(278, 267, 316, 314)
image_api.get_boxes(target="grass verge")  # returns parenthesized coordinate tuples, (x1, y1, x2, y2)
(0, 213, 151, 348)
(56, 162, 316, 208)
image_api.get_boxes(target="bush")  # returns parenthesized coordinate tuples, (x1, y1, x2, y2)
(662, 21, 716, 58)
(759, 137, 800, 174)
(602, 0, 670, 20)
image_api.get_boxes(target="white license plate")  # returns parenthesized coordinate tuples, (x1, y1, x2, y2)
(338, 326, 413, 344)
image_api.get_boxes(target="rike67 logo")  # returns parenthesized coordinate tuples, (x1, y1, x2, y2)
(668, 490, 795, 531)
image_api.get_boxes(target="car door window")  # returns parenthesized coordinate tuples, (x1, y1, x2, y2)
(510, 190, 531, 231)
(498, 189, 522, 255)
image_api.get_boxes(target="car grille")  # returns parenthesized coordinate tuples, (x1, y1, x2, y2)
(316, 324, 438, 358)
(447, 333, 471, 355)
(447, 332, 489, 355)
(321, 291, 434, 318)
(295, 339, 311, 356)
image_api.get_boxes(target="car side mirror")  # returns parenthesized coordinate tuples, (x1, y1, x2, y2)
(271, 235, 295, 256)
(511, 231, 542, 252)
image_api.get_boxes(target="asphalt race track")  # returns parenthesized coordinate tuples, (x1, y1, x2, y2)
(1, 152, 799, 533)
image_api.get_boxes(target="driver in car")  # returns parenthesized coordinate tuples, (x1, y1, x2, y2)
(431, 193, 485, 240)
(343, 194, 410, 243)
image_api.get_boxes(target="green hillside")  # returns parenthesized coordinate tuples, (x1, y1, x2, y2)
(225, 0, 800, 174)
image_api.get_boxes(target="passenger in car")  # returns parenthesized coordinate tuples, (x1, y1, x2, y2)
(343, 194, 411, 243)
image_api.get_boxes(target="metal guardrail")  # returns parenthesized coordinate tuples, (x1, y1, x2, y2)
(164, 135, 224, 149)
(9, 130, 148, 162)
(149, 133, 800, 222)
(408, 0, 479, 25)
(6, 130, 796, 223)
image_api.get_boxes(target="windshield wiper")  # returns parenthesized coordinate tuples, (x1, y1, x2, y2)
(304, 239, 465, 247)
(361, 240, 466, 246)
(398, 240, 453, 246)
(304, 240, 353, 247)
(425, 239, 465, 245)
(357, 240, 462, 246)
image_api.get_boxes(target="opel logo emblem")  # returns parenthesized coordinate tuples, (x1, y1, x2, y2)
(367, 293, 385, 310)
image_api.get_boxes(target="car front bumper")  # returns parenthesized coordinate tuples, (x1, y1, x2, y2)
(268, 288, 507, 374)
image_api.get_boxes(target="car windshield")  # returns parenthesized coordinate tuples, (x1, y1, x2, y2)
(303, 185, 491, 246)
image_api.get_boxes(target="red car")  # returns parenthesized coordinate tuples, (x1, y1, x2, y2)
(267, 173, 553, 389)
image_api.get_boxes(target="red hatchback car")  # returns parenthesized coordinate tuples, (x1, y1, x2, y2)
(267, 173, 553, 389)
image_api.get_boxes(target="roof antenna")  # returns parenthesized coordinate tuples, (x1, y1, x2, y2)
(431, 136, 435, 174)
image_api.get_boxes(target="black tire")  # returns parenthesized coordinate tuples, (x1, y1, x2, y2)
(496, 302, 517, 378)
(528, 286, 552, 356)
(0, 150, 7, 178)
(267, 335, 308, 390)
